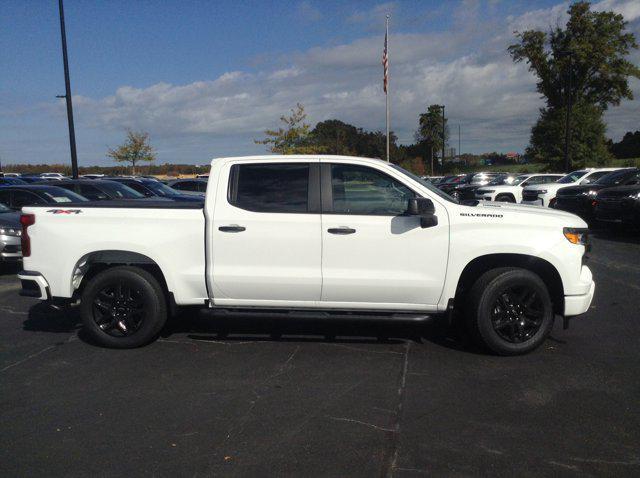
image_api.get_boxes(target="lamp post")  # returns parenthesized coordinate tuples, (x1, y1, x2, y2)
(57, 0, 79, 179)
(558, 50, 573, 173)
(435, 105, 446, 169)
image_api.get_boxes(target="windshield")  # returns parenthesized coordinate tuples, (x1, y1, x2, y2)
(99, 181, 145, 199)
(143, 181, 179, 196)
(510, 175, 530, 186)
(390, 164, 458, 204)
(42, 188, 88, 203)
(557, 170, 588, 184)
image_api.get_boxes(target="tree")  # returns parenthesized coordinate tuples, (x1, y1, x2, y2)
(610, 130, 640, 159)
(255, 103, 325, 154)
(414, 105, 449, 173)
(107, 130, 156, 174)
(509, 1, 639, 168)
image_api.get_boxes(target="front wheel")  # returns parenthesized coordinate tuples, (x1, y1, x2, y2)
(79, 266, 167, 348)
(465, 267, 554, 355)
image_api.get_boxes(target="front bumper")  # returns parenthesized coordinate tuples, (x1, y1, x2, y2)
(17, 271, 50, 300)
(0, 234, 22, 261)
(564, 266, 595, 316)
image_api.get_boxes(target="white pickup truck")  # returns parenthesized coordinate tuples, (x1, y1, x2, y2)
(17, 155, 595, 355)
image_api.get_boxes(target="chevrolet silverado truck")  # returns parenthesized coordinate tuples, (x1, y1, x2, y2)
(17, 156, 595, 355)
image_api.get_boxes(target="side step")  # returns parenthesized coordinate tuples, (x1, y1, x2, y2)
(207, 307, 433, 322)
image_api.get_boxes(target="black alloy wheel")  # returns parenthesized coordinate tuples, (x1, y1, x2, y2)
(490, 286, 544, 343)
(92, 282, 146, 337)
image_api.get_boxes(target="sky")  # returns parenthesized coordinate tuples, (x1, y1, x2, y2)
(1, 0, 639, 166)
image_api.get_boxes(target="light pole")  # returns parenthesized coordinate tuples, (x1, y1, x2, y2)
(57, 0, 79, 179)
(558, 50, 573, 173)
(435, 105, 446, 169)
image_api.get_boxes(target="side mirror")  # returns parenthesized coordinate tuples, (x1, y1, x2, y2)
(407, 197, 438, 228)
(408, 197, 435, 216)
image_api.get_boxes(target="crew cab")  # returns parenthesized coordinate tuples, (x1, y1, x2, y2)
(521, 168, 618, 207)
(17, 156, 595, 355)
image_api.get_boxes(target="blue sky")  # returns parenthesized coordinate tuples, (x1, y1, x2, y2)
(1, 0, 639, 166)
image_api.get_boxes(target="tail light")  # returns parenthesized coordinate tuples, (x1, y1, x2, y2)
(20, 214, 35, 257)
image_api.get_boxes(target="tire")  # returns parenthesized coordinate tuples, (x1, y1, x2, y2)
(79, 266, 168, 348)
(496, 194, 516, 203)
(465, 267, 554, 355)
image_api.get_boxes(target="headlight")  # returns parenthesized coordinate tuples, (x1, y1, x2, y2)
(537, 189, 548, 194)
(563, 227, 588, 245)
(582, 190, 598, 197)
(0, 227, 21, 237)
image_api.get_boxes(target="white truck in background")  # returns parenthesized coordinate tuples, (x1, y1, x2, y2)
(17, 155, 594, 355)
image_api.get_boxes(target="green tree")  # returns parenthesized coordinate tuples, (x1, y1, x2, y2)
(107, 130, 156, 174)
(255, 103, 325, 154)
(414, 105, 449, 173)
(509, 1, 639, 168)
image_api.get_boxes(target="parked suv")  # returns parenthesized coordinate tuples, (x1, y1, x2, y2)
(521, 168, 619, 207)
(554, 168, 640, 222)
(476, 174, 563, 203)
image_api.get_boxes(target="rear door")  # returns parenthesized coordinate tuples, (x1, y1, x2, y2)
(210, 161, 322, 305)
(320, 162, 449, 309)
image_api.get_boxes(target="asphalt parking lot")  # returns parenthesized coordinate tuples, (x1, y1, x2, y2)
(1, 230, 639, 477)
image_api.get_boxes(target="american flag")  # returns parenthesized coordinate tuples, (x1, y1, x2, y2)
(382, 30, 388, 94)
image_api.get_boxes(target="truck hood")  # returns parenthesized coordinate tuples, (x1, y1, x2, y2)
(523, 182, 572, 193)
(469, 201, 586, 227)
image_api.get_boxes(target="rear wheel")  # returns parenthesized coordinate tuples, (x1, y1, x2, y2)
(80, 266, 167, 348)
(465, 267, 554, 355)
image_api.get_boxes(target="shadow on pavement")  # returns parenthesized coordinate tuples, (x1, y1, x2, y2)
(0, 262, 20, 276)
(23, 302, 81, 334)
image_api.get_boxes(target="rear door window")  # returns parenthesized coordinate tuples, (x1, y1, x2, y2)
(229, 163, 310, 213)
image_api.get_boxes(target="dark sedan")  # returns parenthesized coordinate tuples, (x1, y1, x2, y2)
(554, 168, 640, 222)
(39, 179, 147, 201)
(594, 183, 640, 227)
(106, 178, 204, 202)
(0, 185, 88, 211)
(440, 172, 503, 200)
(0, 177, 28, 186)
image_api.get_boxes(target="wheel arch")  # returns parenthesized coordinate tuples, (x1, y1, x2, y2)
(495, 192, 516, 202)
(454, 253, 564, 315)
(70, 250, 170, 301)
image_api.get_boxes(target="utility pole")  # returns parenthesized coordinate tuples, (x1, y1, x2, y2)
(439, 105, 446, 168)
(57, 0, 79, 179)
(563, 52, 573, 173)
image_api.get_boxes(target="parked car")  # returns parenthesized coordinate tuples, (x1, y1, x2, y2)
(521, 168, 619, 207)
(18, 155, 594, 356)
(2, 173, 22, 178)
(554, 168, 640, 222)
(41, 179, 148, 201)
(453, 174, 518, 201)
(476, 174, 564, 203)
(443, 172, 504, 200)
(0, 185, 88, 210)
(166, 178, 208, 196)
(107, 177, 204, 202)
(0, 177, 28, 186)
(39, 173, 66, 180)
(0, 202, 22, 261)
(594, 182, 640, 227)
(80, 174, 106, 179)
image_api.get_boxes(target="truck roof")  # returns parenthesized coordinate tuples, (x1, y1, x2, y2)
(211, 154, 386, 165)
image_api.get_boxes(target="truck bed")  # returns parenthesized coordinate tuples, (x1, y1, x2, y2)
(56, 200, 204, 209)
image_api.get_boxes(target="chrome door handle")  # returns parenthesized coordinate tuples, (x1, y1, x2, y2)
(328, 227, 356, 235)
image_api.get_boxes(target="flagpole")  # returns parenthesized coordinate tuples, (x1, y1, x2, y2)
(385, 14, 390, 163)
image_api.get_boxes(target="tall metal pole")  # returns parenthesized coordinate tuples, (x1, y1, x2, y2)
(441, 105, 445, 168)
(458, 124, 461, 159)
(385, 15, 390, 163)
(563, 53, 572, 173)
(58, 0, 79, 179)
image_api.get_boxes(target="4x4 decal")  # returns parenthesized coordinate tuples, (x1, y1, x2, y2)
(46, 209, 82, 214)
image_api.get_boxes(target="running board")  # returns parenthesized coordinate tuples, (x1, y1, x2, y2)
(206, 307, 434, 322)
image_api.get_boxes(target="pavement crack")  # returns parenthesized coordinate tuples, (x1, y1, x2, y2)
(384, 340, 410, 478)
(326, 416, 394, 432)
(0, 345, 56, 373)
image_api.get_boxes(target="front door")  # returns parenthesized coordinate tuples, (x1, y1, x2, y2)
(320, 162, 449, 309)
(210, 161, 322, 306)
